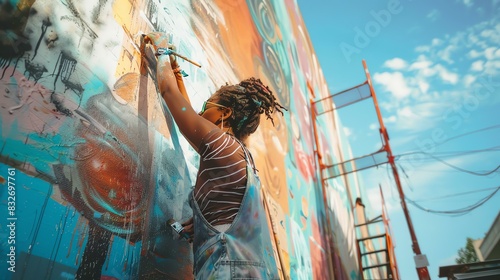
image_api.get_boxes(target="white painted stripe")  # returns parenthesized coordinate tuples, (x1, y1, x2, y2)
(195, 166, 246, 196)
(198, 174, 246, 208)
(206, 207, 241, 215)
(199, 159, 246, 176)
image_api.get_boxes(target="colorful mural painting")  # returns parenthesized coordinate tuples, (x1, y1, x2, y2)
(0, 0, 365, 279)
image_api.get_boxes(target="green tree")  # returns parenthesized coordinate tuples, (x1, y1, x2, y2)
(455, 237, 479, 264)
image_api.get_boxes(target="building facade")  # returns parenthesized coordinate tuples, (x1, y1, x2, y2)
(0, 0, 381, 279)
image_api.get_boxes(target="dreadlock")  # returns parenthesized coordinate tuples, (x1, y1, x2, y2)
(214, 77, 286, 140)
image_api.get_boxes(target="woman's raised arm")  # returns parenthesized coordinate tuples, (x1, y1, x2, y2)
(144, 33, 216, 150)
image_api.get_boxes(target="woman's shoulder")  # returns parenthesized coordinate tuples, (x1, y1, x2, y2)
(200, 128, 227, 146)
(198, 129, 240, 154)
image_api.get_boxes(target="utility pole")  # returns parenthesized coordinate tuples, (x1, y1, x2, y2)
(363, 60, 431, 280)
(311, 60, 430, 280)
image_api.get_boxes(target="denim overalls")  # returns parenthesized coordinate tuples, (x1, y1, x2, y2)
(189, 143, 279, 279)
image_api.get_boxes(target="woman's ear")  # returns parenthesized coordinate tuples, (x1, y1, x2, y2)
(221, 107, 233, 120)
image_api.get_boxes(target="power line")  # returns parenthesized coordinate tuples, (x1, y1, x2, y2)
(396, 146, 500, 160)
(436, 124, 500, 147)
(395, 123, 500, 167)
(368, 125, 500, 215)
(405, 186, 500, 217)
(412, 186, 500, 202)
(398, 163, 415, 192)
(395, 146, 500, 176)
(413, 151, 500, 176)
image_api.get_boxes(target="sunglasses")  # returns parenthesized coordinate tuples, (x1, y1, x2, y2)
(199, 101, 227, 115)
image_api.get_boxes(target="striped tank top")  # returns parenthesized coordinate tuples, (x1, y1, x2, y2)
(194, 129, 250, 226)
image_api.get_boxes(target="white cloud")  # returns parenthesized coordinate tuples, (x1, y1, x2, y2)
(409, 55, 433, 70)
(419, 67, 436, 78)
(392, 101, 452, 132)
(484, 59, 500, 75)
(470, 60, 484, 71)
(415, 45, 431, 53)
(374, 16, 500, 137)
(468, 49, 482, 58)
(384, 115, 397, 123)
(484, 47, 500, 60)
(462, 0, 473, 7)
(427, 9, 440, 21)
(418, 80, 430, 94)
(383, 58, 408, 70)
(412, 16, 499, 68)
(410, 63, 458, 84)
(434, 64, 459, 84)
(343, 127, 352, 137)
(480, 29, 496, 39)
(437, 45, 457, 64)
(431, 38, 443, 46)
(393, 106, 424, 131)
(369, 123, 378, 130)
(373, 72, 412, 99)
(467, 33, 481, 45)
(479, 25, 500, 45)
(398, 106, 415, 118)
(463, 74, 477, 87)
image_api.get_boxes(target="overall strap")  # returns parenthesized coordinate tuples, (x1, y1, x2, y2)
(231, 135, 258, 174)
(230, 135, 287, 279)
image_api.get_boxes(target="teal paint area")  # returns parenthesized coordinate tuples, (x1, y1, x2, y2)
(0, 120, 195, 279)
(139, 131, 195, 278)
(0, 131, 81, 179)
(0, 72, 196, 278)
(0, 163, 141, 279)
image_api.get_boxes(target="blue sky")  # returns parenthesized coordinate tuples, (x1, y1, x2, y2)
(297, 0, 500, 279)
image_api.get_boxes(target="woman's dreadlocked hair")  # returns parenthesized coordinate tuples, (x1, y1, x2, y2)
(214, 77, 286, 140)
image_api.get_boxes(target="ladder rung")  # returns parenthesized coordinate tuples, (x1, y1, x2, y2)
(362, 262, 390, 270)
(355, 216, 383, 227)
(357, 233, 386, 242)
(361, 248, 388, 256)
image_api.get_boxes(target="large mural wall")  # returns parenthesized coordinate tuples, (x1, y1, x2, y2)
(0, 0, 361, 279)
